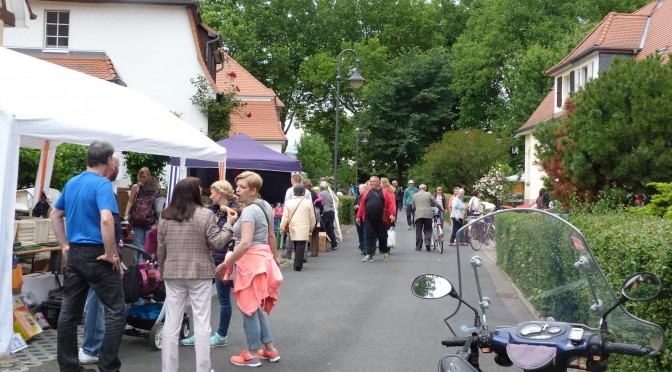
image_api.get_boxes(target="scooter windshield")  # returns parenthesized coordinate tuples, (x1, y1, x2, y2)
(456, 209, 664, 353)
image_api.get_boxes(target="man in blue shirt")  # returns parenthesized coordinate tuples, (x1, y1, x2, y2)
(51, 141, 125, 372)
(403, 180, 420, 230)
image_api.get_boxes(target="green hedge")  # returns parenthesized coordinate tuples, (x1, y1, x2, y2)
(496, 212, 671, 370)
(338, 195, 354, 225)
(569, 213, 672, 371)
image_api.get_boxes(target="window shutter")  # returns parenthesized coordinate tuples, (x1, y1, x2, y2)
(556, 77, 563, 107)
(569, 71, 575, 93)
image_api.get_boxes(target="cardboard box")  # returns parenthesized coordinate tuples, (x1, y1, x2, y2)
(318, 232, 328, 252)
(22, 272, 59, 306)
(13, 297, 42, 341)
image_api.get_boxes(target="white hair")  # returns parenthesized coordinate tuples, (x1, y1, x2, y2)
(319, 181, 329, 190)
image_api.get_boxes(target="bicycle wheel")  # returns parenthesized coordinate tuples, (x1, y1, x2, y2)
(470, 221, 484, 250)
(438, 228, 444, 254)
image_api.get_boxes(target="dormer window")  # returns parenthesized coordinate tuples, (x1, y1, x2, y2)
(45, 11, 70, 49)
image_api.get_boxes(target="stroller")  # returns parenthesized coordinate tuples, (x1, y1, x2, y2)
(122, 244, 190, 350)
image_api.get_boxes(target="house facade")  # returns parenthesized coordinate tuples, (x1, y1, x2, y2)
(3, 0, 221, 135)
(517, 0, 672, 203)
(216, 53, 287, 152)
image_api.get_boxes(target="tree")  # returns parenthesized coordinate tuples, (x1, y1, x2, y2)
(536, 57, 672, 203)
(123, 152, 171, 185)
(296, 133, 332, 181)
(17, 144, 88, 190)
(190, 75, 241, 141)
(409, 130, 511, 192)
(358, 47, 458, 180)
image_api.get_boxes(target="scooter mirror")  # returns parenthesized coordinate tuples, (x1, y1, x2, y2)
(622, 272, 662, 301)
(411, 274, 456, 299)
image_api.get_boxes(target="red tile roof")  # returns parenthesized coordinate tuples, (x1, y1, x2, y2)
(32, 53, 123, 83)
(516, 89, 565, 134)
(546, 13, 648, 75)
(230, 100, 286, 141)
(216, 53, 286, 141)
(635, 0, 672, 64)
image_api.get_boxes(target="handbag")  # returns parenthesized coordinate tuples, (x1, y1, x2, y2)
(284, 199, 304, 235)
(387, 227, 396, 248)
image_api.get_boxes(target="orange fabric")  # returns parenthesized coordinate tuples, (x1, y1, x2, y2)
(233, 245, 283, 316)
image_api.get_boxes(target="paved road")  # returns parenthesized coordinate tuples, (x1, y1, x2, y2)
(113, 221, 530, 371)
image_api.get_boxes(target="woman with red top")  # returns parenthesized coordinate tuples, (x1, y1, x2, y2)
(217, 171, 283, 367)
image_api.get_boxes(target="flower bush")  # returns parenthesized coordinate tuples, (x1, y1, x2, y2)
(473, 164, 516, 207)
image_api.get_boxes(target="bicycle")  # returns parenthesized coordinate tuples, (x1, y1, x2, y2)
(467, 212, 495, 250)
(431, 209, 444, 253)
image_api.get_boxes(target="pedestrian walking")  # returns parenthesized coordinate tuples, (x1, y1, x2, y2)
(125, 166, 153, 264)
(303, 179, 321, 258)
(282, 173, 312, 258)
(433, 187, 447, 226)
(158, 177, 235, 372)
(79, 155, 123, 366)
(412, 184, 443, 251)
(279, 184, 316, 271)
(393, 180, 403, 214)
(449, 188, 468, 246)
(319, 181, 338, 250)
(356, 176, 396, 262)
(403, 180, 419, 230)
(180, 179, 239, 348)
(50, 141, 125, 372)
(353, 184, 368, 255)
(220, 171, 283, 367)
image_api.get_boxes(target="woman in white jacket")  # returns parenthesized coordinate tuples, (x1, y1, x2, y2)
(279, 184, 316, 271)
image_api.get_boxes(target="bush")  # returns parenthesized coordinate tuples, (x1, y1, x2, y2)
(338, 195, 354, 225)
(569, 213, 672, 370)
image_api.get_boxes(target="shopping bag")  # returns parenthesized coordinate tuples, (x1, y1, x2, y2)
(387, 227, 396, 248)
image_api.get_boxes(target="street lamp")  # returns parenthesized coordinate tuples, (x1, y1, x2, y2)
(334, 49, 365, 189)
(355, 127, 369, 188)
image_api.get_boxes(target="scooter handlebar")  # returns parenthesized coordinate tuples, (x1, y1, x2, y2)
(442, 337, 469, 347)
(604, 341, 650, 357)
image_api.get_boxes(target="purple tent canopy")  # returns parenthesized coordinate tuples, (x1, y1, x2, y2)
(170, 133, 301, 172)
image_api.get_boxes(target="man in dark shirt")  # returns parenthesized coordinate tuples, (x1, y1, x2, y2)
(356, 176, 396, 262)
(393, 180, 403, 214)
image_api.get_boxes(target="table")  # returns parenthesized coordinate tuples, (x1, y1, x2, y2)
(15, 246, 63, 273)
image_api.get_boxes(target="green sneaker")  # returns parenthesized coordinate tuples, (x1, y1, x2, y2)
(180, 335, 195, 346)
(383, 253, 390, 261)
(210, 333, 228, 348)
(362, 254, 373, 262)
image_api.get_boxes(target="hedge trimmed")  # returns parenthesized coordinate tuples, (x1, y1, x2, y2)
(338, 195, 354, 225)
(496, 212, 671, 370)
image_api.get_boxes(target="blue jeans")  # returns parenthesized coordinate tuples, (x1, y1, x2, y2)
(405, 206, 415, 226)
(322, 210, 337, 248)
(82, 288, 105, 357)
(214, 278, 232, 337)
(242, 307, 273, 351)
(132, 227, 151, 262)
(57, 245, 125, 372)
(356, 221, 367, 253)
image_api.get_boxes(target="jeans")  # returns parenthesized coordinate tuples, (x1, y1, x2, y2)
(57, 245, 125, 372)
(132, 227, 151, 262)
(450, 218, 465, 244)
(162, 279, 212, 372)
(214, 277, 232, 337)
(356, 221, 367, 253)
(322, 210, 337, 248)
(82, 288, 105, 357)
(365, 217, 389, 255)
(242, 307, 273, 351)
(415, 218, 433, 250)
(405, 206, 415, 226)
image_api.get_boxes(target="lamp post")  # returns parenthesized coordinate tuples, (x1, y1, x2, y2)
(334, 49, 365, 190)
(355, 127, 369, 188)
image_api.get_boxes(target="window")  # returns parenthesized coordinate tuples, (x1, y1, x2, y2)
(45, 11, 69, 49)
(581, 66, 588, 86)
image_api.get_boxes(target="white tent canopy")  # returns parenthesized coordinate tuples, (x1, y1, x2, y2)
(0, 46, 227, 357)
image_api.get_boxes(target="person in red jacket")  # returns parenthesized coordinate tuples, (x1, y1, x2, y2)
(356, 176, 396, 262)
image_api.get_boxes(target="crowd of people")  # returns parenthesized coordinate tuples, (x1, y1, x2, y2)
(50, 140, 519, 372)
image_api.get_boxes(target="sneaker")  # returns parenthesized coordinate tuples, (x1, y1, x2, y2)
(211, 333, 228, 348)
(382, 253, 390, 261)
(460, 242, 470, 246)
(258, 349, 281, 362)
(449, 242, 456, 246)
(79, 348, 98, 365)
(231, 350, 261, 367)
(180, 335, 195, 346)
(362, 254, 373, 262)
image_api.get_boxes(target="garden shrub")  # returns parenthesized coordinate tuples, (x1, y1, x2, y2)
(338, 195, 354, 225)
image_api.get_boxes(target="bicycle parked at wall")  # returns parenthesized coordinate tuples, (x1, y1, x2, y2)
(431, 207, 445, 253)
(467, 212, 495, 250)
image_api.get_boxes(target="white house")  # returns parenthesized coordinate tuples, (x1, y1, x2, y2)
(516, 0, 672, 203)
(3, 0, 224, 184)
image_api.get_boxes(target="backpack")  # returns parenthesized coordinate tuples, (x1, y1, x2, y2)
(130, 192, 156, 228)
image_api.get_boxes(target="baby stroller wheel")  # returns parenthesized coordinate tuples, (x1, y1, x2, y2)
(180, 314, 191, 339)
(149, 322, 164, 350)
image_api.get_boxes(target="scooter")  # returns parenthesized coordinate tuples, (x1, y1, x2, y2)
(412, 209, 664, 372)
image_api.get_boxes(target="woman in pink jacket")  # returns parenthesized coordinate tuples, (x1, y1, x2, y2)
(216, 171, 283, 367)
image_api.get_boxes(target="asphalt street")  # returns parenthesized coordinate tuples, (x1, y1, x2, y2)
(112, 219, 532, 372)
